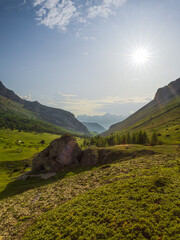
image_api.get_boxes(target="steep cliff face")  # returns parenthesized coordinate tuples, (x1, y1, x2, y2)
(0, 81, 89, 135)
(154, 78, 180, 104)
(102, 78, 180, 136)
(0, 81, 24, 104)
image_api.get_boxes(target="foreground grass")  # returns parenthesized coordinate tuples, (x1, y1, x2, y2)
(0, 152, 179, 239)
(24, 157, 180, 240)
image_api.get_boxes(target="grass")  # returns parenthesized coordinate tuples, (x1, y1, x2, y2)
(107, 144, 180, 154)
(0, 150, 179, 239)
(0, 96, 37, 119)
(0, 129, 61, 162)
(24, 155, 180, 240)
(0, 129, 60, 193)
(103, 97, 180, 145)
(0, 129, 179, 239)
(0, 129, 87, 195)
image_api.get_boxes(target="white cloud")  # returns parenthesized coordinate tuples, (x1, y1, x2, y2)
(34, 0, 78, 30)
(46, 95, 152, 116)
(58, 90, 77, 97)
(88, 5, 113, 19)
(33, 0, 127, 30)
(104, 0, 127, 7)
(21, 93, 32, 101)
(87, 0, 127, 19)
(33, 0, 46, 7)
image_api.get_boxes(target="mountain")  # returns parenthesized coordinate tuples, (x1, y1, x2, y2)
(102, 78, 180, 137)
(82, 122, 106, 134)
(77, 113, 126, 129)
(0, 81, 89, 135)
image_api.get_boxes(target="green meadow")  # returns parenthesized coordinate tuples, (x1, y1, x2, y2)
(0, 128, 179, 239)
(0, 147, 179, 239)
(0, 129, 60, 193)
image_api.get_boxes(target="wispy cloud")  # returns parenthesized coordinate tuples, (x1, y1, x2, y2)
(33, 0, 127, 31)
(46, 94, 152, 116)
(21, 93, 32, 101)
(88, 0, 127, 19)
(33, 0, 78, 30)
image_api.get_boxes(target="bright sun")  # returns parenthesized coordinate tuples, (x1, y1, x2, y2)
(131, 47, 150, 66)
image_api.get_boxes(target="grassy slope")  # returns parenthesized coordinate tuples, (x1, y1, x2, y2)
(0, 95, 37, 119)
(24, 155, 180, 240)
(0, 96, 84, 136)
(0, 145, 179, 239)
(0, 129, 60, 193)
(103, 97, 180, 144)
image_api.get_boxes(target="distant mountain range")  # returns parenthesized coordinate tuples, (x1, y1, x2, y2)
(82, 122, 106, 134)
(102, 78, 180, 137)
(77, 113, 126, 129)
(0, 81, 89, 135)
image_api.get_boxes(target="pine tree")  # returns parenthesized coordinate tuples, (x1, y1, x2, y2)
(126, 132, 131, 144)
(132, 132, 136, 144)
(151, 132, 158, 146)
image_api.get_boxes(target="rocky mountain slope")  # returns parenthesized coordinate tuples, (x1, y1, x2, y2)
(0, 81, 89, 135)
(102, 78, 180, 136)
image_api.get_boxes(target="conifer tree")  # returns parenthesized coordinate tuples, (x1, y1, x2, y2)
(151, 132, 158, 146)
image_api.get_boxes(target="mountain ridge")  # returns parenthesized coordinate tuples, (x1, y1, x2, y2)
(77, 113, 126, 129)
(82, 122, 106, 133)
(0, 81, 89, 135)
(102, 78, 180, 136)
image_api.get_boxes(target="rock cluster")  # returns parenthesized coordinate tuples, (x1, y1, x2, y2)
(32, 134, 155, 174)
(32, 134, 82, 173)
(32, 134, 115, 173)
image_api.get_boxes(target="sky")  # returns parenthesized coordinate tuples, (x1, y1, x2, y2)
(0, 0, 180, 116)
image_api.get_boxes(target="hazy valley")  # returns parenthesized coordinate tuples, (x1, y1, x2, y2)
(0, 1, 180, 239)
(0, 78, 179, 239)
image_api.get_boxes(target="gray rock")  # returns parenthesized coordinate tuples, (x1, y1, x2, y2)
(80, 148, 99, 166)
(32, 134, 82, 173)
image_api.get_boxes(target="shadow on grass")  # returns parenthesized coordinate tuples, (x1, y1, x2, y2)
(0, 146, 168, 201)
(0, 165, 95, 201)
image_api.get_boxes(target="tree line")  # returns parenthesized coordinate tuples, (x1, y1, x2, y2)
(82, 130, 159, 147)
(0, 111, 66, 135)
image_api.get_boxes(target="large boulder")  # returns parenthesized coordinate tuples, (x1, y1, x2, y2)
(32, 134, 82, 173)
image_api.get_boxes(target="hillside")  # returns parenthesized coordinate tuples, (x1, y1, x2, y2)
(0, 145, 179, 239)
(0, 82, 89, 135)
(82, 122, 106, 133)
(102, 78, 180, 139)
(0, 95, 76, 135)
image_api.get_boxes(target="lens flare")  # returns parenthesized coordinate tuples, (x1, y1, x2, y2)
(131, 47, 150, 66)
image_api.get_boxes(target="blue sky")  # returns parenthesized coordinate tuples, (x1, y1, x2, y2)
(0, 0, 180, 116)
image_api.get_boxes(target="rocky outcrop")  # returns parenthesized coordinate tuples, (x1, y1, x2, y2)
(154, 78, 180, 104)
(0, 81, 24, 104)
(101, 78, 180, 136)
(32, 134, 82, 173)
(80, 148, 99, 166)
(31, 134, 156, 175)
